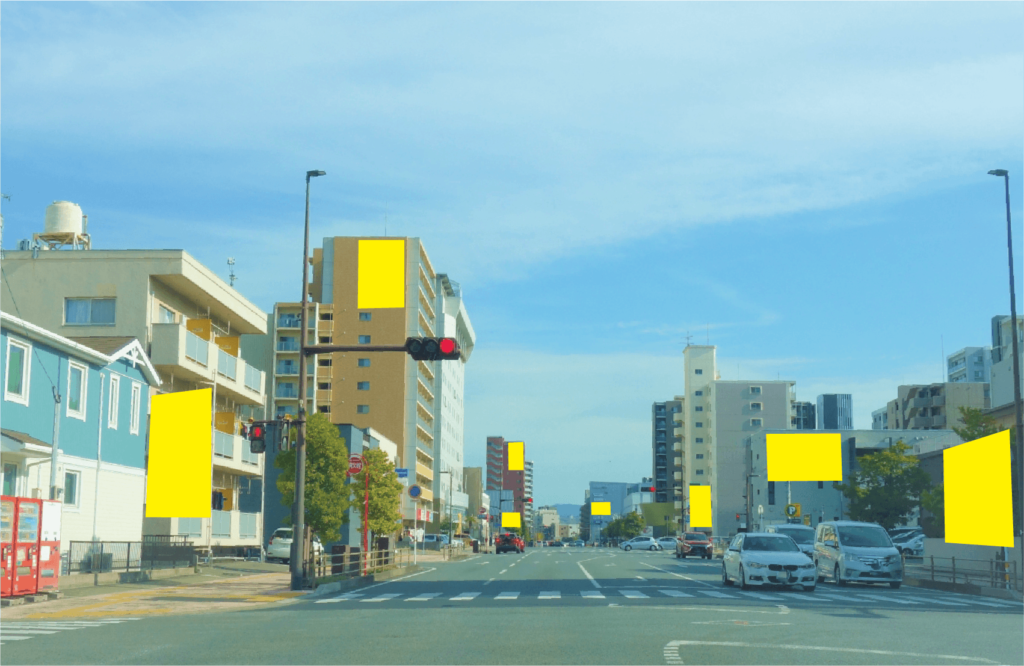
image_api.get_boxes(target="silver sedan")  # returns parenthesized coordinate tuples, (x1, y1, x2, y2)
(722, 533, 817, 591)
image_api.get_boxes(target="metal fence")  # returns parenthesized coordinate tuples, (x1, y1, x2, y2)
(904, 556, 1021, 593)
(63, 537, 195, 575)
(309, 547, 408, 585)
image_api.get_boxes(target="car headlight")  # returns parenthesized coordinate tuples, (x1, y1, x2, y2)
(800, 562, 815, 569)
(746, 561, 767, 569)
(845, 553, 861, 563)
(885, 555, 899, 564)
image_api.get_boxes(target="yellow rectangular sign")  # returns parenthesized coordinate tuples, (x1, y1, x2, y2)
(591, 501, 611, 516)
(502, 512, 521, 528)
(146, 389, 212, 518)
(945, 430, 1015, 547)
(689, 485, 712, 528)
(766, 433, 843, 482)
(507, 441, 524, 471)
(358, 239, 405, 309)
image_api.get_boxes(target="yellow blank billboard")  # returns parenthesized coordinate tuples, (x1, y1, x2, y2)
(146, 389, 212, 518)
(591, 502, 611, 516)
(507, 442, 524, 471)
(945, 430, 1015, 547)
(358, 239, 405, 309)
(766, 433, 843, 482)
(689, 485, 712, 528)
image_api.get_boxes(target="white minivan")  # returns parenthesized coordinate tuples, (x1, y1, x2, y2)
(814, 521, 902, 589)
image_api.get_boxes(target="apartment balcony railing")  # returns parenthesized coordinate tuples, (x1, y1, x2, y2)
(276, 364, 298, 375)
(212, 431, 262, 474)
(185, 330, 209, 366)
(244, 364, 262, 392)
(217, 349, 237, 381)
(277, 386, 298, 399)
(151, 324, 266, 406)
(277, 340, 300, 352)
(174, 512, 261, 545)
(212, 510, 232, 538)
(277, 317, 301, 329)
(214, 430, 234, 458)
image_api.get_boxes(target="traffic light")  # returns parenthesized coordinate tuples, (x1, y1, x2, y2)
(405, 337, 461, 361)
(249, 422, 267, 454)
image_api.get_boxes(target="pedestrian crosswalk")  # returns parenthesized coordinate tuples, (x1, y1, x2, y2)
(0, 618, 142, 646)
(314, 588, 1024, 609)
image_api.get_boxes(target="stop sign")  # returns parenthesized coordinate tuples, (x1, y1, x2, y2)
(347, 454, 365, 476)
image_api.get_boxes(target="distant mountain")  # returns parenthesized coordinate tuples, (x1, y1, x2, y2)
(553, 504, 582, 523)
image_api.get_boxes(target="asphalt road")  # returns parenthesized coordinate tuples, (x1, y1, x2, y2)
(4, 548, 1022, 665)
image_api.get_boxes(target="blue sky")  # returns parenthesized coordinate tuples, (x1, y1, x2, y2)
(2, 2, 1022, 505)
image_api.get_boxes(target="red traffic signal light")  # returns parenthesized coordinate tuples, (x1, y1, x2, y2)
(249, 423, 267, 454)
(405, 337, 461, 361)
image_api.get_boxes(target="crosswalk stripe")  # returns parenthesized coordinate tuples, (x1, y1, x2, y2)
(0, 630, 60, 635)
(786, 593, 830, 601)
(695, 590, 737, 599)
(495, 592, 520, 600)
(580, 591, 605, 599)
(658, 590, 694, 598)
(406, 593, 441, 601)
(0, 636, 33, 641)
(451, 592, 480, 601)
(899, 595, 968, 606)
(948, 598, 1018, 608)
(315, 593, 363, 603)
(856, 593, 920, 605)
(620, 590, 649, 599)
(538, 591, 560, 599)
(736, 591, 785, 600)
(361, 593, 402, 603)
(814, 593, 873, 603)
(953, 596, 1021, 607)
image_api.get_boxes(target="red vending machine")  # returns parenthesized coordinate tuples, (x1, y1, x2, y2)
(1, 496, 14, 597)
(12, 498, 41, 596)
(37, 499, 62, 593)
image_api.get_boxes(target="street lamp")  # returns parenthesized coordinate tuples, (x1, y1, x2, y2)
(291, 169, 325, 591)
(988, 168, 1023, 589)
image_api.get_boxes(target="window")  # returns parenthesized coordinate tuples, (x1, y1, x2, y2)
(357, 381, 370, 390)
(750, 386, 761, 394)
(695, 369, 703, 375)
(318, 406, 330, 414)
(319, 312, 333, 321)
(768, 481, 775, 505)
(317, 382, 331, 390)
(3, 463, 18, 496)
(357, 405, 370, 414)
(695, 406, 703, 412)
(67, 362, 87, 420)
(65, 298, 116, 325)
(751, 402, 762, 411)
(108, 375, 120, 429)
(696, 469, 704, 475)
(130, 382, 142, 435)
(695, 390, 703, 396)
(5, 339, 30, 405)
(695, 422, 703, 428)
(357, 359, 371, 367)
(64, 471, 80, 507)
(695, 437, 703, 443)
(359, 313, 372, 321)
(751, 418, 762, 426)
(818, 481, 824, 489)
(358, 335, 371, 344)
(695, 454, 704, 459)
(158, 305, 176, 324)
(319, 336, 332, 344)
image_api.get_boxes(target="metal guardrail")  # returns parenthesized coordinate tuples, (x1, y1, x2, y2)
(308, 547, 409, 585)
(63, 539, 195, 575)
(904, 555, 1021, 593)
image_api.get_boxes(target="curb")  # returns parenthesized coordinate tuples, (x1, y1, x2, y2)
(904, 576, 1023, 602)
(310, 565, 425, 597)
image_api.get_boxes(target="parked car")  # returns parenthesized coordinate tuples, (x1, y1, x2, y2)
(814, 520, 902, 589)
(657, 537, 680, 551)
(573, 540, 585, 547)
(722, 532, 817, 591)
(620, 536, 661, 551)
(677, 532, 712, 559)
(422, 534, 445, 546)
(895, 533, 925, 557)
(266, 527, 323, 563)
(497, 533, 524, 554)
(888, 526, 924, 541)
(765, 524, 816, 557)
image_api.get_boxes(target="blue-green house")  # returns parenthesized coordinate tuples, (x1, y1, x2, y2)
(1, 312, 160, 543)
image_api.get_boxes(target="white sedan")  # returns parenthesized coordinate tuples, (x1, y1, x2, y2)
(722, 533, 817, 591)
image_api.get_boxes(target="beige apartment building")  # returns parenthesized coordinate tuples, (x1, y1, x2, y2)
(1, 242, 269, 555)
(884, 382, 990, 431)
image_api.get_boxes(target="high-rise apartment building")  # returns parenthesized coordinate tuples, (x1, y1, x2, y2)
(884, 383, 989, 431)
(816, 394, 853, 430)
(793, 402, 816, 429)
(523, 460, 534, 528)
(652, 399, 683, 504)
(485, 436, 526, 529)
(989, 315, 1024, 409)
(947, 346, 992, 384)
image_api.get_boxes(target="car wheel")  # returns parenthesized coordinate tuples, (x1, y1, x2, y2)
(738, 565, 750, 590)
(722, 563, 733, 586)
(624, 545, 632, 551)
(889, 581, 901, 589)
(834, 564, 847, 587)
(815, 560, 824, 584)
(650, 545, 657, 551)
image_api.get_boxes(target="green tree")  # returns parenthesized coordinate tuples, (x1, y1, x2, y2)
(621, 511, 645, 539)
(948, 406, 1020, 537)
(274, 413, 351, 542)
(349, 448, 405, 546)
(834, 440, 931, 530)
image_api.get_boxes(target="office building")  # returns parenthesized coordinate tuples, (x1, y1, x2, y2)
(816, 394, 853, 430)
(871, 407, 888, 430)
(793, 402, 816, 430)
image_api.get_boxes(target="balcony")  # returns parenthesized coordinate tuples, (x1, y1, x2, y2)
(277, 339, 300, 353)
(151, 324, 265, 405)
(277, 316, 301, 329)
(276, 363, 298, 376)
(416, 461, 434, 481)
(213, 430, 263, 476)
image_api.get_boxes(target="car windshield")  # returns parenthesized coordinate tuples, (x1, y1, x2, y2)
(685, 533, 707, 540)
(775, 529, 813, 544)
(837, 526, 893, 548)
(273, 529, 291, 539)
(742, 536, 799, 552)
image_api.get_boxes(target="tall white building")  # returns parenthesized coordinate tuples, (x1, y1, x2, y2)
(947, 346, 992, 384)
(523, 460, 534, 528)
(989, 315, 1024, 409)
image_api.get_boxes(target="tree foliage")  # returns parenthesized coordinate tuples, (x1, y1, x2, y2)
(274, 413, 351, 542)
(349, 447, 405, 544)
(604, 512, 646, 540)
(834, 440, 931, 530)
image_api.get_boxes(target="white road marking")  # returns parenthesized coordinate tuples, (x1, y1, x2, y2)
(495, 592, 520, 600)
(663, 640, 999, 664)
(406, 593, 441, 601)
(538, 591, 561, 599)
(0, 629, 60, 635)
(484, 578, 496, 585)
(659, 590, 695, 598)
(856, 593, 920, 605)
(620, 590, 649, 598)
(577, 560, 602, 589)
(581, 590, 605, 599)
(736, 591, 786, 601)
(315, 593, 364, 603)
(361, 593, 402, 603)
(899, 595, 969, 606)
(813, 593, 873, 603)
(695, 590, 738, 599)
(450, 592, 480, 601)
(499, 569, 508, 575)
(642, 562, 720, 589)
(0, 635, 33, 641)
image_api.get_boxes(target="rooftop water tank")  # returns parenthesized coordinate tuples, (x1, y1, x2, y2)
(44, 201, 84, 235)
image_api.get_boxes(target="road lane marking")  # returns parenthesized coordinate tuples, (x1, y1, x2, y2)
(361, 593, 402, 603)
(484, 578, 496, 585)
(0, 629, 60, 635)
(641, 562, 720, 588)
(899, 595, 969, 606)
(0, 635, 33, 641)
(662, 640, 999, 664)
(499, 569, 508, 575)
(620, 590, 649, 598)
(812, 593, 872, 603)
(315, 593, 364, 604)
(736, 591, 786, 601)
(577, 560, 603, 589)
(695, 590, 738, 599)
(450, 592, 480, 601)
(636, 576, 646, 580)
(495, 592, 520, 600)
(659, 590, 695, 598)
(406, 593, 440, 601)
(538, 591, 561, 599)
(855, 593, 920, 605)
(581, 591, 605, 599)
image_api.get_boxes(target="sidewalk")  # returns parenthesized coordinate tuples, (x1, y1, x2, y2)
(0, 562, 306, 620)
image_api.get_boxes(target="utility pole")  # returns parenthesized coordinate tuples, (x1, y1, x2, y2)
(291, 169, 325, 591)
(49, 387, 62, 501)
